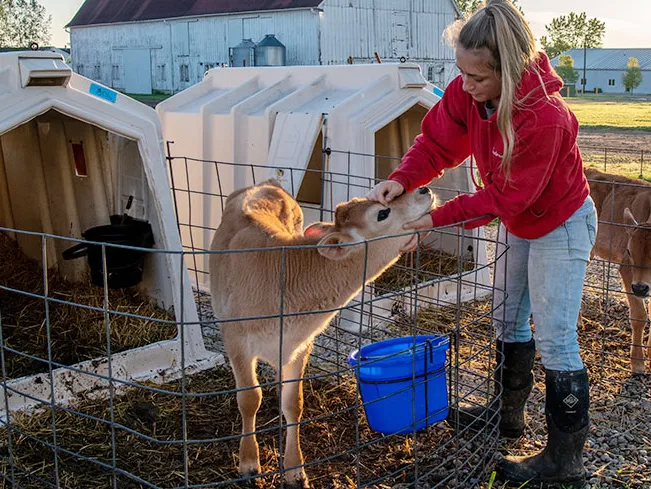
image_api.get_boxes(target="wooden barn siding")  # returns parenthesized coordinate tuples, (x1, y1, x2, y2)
(319, 0, 456, 60)
(69, 0, 458, 93)
(70, 10, 320, 93)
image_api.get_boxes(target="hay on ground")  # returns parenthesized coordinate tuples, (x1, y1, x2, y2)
(374, 247, 475, 295)
(0, 232, 177, 380)
(0, 365, 487, 489)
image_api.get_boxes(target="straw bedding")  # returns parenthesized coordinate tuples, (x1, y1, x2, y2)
(0, 232, 177, 380)
(1, 228, 649, 488)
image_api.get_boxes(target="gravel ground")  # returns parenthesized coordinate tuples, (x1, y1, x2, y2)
(482, 225, 651, 489)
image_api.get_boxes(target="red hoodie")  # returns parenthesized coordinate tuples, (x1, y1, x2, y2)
(389, 52, 589, 239)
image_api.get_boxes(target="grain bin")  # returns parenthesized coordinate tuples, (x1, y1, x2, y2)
(230, 38, 256, 67)
(254, 34, 287, 67)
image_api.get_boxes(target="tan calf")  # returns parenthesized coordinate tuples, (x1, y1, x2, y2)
(586, 167, 651, 374)
(209, 180, 435, 487)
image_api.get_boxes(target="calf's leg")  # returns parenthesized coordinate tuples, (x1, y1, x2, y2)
(620, 266, 648, 375)
(646, 300, 651, 372)
(230, 354, 263, 477)
(280, 343, 313, 488)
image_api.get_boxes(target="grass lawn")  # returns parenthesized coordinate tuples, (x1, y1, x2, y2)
(566, 99, 651, 131)
(126, 92, 172, 108)
(127, 92, 171, 101)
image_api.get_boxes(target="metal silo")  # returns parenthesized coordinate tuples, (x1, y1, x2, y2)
(230, 39, 256, 67)
(254, 35, 286, 67)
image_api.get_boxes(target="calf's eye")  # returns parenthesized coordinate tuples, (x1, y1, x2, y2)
(377, 208, 391, 222)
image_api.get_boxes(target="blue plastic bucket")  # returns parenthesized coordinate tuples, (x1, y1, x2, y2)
(348, 335, 449, 435)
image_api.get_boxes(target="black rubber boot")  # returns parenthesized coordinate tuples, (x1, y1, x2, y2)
(498, 368, 590, 488)
(448, 338, 535, 438)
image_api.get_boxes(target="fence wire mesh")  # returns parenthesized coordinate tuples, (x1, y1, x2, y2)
(0, 145, 649, 489)
(166, 146, 504, 489)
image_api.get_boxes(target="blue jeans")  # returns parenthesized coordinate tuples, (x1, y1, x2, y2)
(492, 197, 597, 371)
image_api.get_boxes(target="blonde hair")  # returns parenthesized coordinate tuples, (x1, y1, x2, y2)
(445, 0, 537, 177)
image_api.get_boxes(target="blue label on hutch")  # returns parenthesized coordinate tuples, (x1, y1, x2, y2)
(89, 83, 118, 103)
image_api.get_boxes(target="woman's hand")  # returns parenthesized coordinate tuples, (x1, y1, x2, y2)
(367, 180, 405, 206)
(400, 214, 434, 253)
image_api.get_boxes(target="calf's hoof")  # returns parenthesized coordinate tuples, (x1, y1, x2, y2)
(631, 359, 646, 376)
(286, 473, 310, 489)
(240, 463, 261, 478)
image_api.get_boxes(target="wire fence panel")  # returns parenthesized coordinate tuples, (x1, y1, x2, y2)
(581, 145, 648, 179)
(1, 144, 649, 488)
(0, 144, 504, 489)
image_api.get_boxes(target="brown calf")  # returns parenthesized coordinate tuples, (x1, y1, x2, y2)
(586, 167, 651, 375)
(209, 180, 435, 487)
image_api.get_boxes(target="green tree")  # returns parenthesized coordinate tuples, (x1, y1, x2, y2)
(0, 0, 10, 46)
(0, 0, 51, 48)
(540, 12, 605, 59)
(622, 57, 643, 93)
(456, 0, 521, 16)
(555, 55, 579, 84)
(456, 0, 483, 14)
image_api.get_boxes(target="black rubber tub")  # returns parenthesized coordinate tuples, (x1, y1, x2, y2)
(62, 215, 155, 289)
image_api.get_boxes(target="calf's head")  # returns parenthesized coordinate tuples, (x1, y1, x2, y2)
(305, 187, 436, 260)
(623, 207, 651, 298)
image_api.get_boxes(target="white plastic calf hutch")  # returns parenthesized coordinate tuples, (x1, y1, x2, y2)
(157, 63, 490, 329)
(0, 52, 219, 417)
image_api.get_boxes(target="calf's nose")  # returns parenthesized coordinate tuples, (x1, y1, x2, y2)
(418, 187, 431, 195)
(632, 283, 650, 297)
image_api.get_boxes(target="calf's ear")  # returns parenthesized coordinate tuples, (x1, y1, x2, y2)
(317, 232, 356, 260)
(304, 222, 335, 239)
(623, 208, 638, 233)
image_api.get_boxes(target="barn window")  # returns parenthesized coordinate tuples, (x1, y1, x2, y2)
(180, 64, 190, 83)
(608, 79, 615, 86)
(112, 65, 120, 81)
(157, 64, 167, 82)
(427, 64, 444, 84)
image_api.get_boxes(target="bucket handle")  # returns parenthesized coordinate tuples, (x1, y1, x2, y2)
(62, 243, 89, 260)
(424, 339, 432, 429)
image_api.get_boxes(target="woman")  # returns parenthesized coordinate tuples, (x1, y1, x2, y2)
(367, 0, 595, 487)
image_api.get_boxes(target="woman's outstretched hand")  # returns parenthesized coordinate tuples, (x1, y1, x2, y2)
(366, 180, 405, 206)
(367, 180, 433, 253)
(401, 214, 435, 253)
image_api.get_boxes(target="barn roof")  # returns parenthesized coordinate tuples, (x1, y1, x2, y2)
(551, 48, 651, 71)
(66, 0, 324, 28)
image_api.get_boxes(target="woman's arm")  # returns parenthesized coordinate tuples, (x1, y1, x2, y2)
(426, 125, 568, 229)
(389, 77, 472, 192)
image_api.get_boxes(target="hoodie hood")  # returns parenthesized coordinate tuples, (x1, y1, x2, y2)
(516, 51, 564, 100)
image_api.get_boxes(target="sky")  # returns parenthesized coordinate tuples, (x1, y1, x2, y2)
(43, 0, 651, 49)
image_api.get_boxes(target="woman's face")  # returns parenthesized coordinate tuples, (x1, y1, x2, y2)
(456, 46, 502, 106)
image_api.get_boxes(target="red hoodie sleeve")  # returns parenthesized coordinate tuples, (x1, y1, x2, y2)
(388, 77, 471, 191)
(428, 125, 567, 229)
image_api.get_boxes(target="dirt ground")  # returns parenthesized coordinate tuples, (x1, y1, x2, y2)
(578, 128, 651, 152)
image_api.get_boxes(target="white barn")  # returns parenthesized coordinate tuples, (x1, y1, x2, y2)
(67, 0, 459, 95)
(551, 48, 651, 95)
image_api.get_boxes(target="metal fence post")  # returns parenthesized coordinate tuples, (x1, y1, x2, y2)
(642, 150, 645, 178)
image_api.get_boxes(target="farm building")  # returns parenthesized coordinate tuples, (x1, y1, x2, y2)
(66, 0, 459, 95)
(551, 48, 651, 95)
